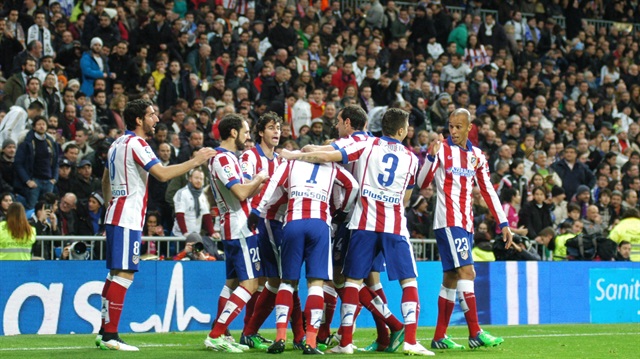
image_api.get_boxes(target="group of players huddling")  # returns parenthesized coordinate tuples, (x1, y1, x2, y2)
(95, 99, 513, 356)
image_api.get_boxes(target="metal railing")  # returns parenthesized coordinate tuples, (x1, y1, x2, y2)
(33, 235, 439, 261)
(31, 236, 551, 262)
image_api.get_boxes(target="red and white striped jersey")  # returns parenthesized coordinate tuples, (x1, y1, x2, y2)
(240, 143, 286, 221)
(339, 136, 419, 236)
(417, 137, 508, 232)
(104, 131, 160, 230)
(331, 131, 371, 176)
(208, 147, 254, 240)
(257, 160, 359, 225)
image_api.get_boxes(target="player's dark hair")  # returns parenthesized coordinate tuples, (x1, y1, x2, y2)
(339, 105, 367, 131)
(124, 99, 154, 131)
(218, 114, 245, 140)
(255, 112, 282, 144)
(381, 108, 409, 137)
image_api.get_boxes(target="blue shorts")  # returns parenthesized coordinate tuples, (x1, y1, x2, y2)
(435, 227, 474, 272)
(257, 218, 283, 278)
(343, 230, 416, 281)
(222, 235, 263, 281)
(281, 218, 332, 281)
(332, 222, 350, 267)
(105, 225, 142, 271)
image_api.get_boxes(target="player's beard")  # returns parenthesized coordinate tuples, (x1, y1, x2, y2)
(144, 122, 155, 137)
(235, 136, 245, 151)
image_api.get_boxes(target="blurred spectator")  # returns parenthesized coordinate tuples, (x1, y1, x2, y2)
(142, 211, 164, 257)
(57, 192, 79, 235)
(80, 37, 112, 97)
(55, 158, 74, 196)
(519, 186, 554, 240)
(27, 11, 55, 58)
(615, 240, 631, 261)
(0, 140, 17, 194)
(171, 168, 214, 237)
(0, 202, 36, 260)
(173, 232, 217, 261)
(71, 159, 101, 202)
(14, 116, 59, 210)
(551, 144, 595, 200)
(76, 191, 105, 235)
(582, 205, 604, 236)
(609, 208, 640, 261)
(15, 77, 48, 118)
(0, 192, 14, 222)
(30, 200, 60, 259)
(0, 101, 45, 146)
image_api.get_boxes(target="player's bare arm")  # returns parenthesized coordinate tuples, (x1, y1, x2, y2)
(429, 134, 444, 157)
(279, 149, 342, 163)
(150, 147, 217, 182)
(230, 171, 269, 201)
(301, 144, 334, 152)
(102, 168, 111, 204)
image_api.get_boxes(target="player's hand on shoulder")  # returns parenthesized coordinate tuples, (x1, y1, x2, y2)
(429, 134, 444, 157)
(193, 147, 217, 164)
(301, 145, 315, 152)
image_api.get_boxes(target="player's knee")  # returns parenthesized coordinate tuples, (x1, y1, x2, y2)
(457, 265, 476, 280)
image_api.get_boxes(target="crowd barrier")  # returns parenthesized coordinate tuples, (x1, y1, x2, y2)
(1, 261, 637, 335)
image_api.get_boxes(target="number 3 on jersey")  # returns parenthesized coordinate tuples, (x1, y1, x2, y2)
(378, 153, 398, 187)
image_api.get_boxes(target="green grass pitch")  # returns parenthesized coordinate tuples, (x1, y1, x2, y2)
(0, 323, 638, 358)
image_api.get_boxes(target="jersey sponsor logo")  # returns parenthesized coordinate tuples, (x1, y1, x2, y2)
(361, 184, 401, 204)
(111, 184, 128, 197)
(290, 188, 328, 202)
(446, 166, 476, 177)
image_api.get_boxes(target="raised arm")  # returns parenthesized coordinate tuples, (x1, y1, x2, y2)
(279, 149, 344, 163)
(150, 147, 217, 182)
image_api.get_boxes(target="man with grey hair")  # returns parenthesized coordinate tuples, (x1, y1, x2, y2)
(261, 66, 290, 104)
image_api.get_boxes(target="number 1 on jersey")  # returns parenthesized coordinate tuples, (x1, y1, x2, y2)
(306, 163, 320, 184)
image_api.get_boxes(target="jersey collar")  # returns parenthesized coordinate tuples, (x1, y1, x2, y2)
(352, 130, 372, 137)
(381, 135, 401, 144)
(447, 136, 473, 152)
(125, 130, 136, 137)
(255, 143, 278, 160)
(214, 146, 233, 153)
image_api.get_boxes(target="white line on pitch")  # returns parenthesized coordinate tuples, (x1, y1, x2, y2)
(1, 332, 639, 352)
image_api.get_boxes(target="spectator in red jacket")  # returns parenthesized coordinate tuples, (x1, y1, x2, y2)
(331, 62, 358, 97)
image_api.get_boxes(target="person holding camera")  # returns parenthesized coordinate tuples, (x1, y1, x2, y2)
(29, 200, 60, 259)
(0, 202, 36, 260)
(173, 232, 216, 261)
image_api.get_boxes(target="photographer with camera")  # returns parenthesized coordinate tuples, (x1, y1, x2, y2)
(173, 232, 216, 261)
(60, 240, 91, 260)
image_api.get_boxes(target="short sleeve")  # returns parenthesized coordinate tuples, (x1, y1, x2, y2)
(214, 154, 241, 189)
(340, 140, 368, 164)
(131, 138, 160, 172)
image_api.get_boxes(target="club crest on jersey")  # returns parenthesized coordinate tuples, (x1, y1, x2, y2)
(254, 261, 261, 271)
(132, 255, 140, 264)
(460, 250, 468, 260)
(470, 155, 477, 166)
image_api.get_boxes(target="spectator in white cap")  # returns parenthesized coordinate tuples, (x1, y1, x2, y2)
(80, 37, 112, 96)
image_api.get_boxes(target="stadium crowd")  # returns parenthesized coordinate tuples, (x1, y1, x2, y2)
(0, 0, 638, 262)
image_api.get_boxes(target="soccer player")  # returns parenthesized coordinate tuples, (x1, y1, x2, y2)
(238, 111, 300, 349)
(98, 99, 216, 351)
(303, 105, 405, 352)
(280, 108, 432, 355)
(417, 108, 513, 350)
(253, 154, 359, 354)
(204, 114, 270, 353)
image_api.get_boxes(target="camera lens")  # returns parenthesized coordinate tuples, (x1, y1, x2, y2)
(193, 242, 204, 253)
